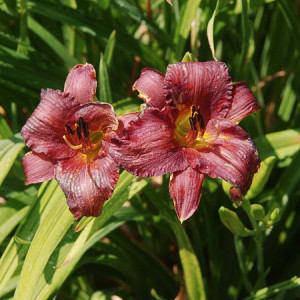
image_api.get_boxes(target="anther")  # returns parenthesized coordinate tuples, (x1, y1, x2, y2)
(82, 121, 89, 138)
(192, 105, 196, 117)
(78, 116, 84, 130)
(76, 126, 82, 140)
(189, 117, 196, 130)
(65, 124, 74, 135)
(196, 108, 205, 130)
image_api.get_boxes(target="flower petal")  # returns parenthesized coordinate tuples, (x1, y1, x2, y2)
(169, 167, 205, 222)
(164, 62, 232, 124)
(185, 119, 260, 194)
(64, 64, 97, 104)
(67, 102, 118, 133)
(133, 68, 166, 108)
(21, 89, 80, 159)
(55, 151, 119, 219)
(108, 112, 140, 139)
(108, 107, 189, 177)
(226, 82, 260, 123)
(22, 151, 56, 185)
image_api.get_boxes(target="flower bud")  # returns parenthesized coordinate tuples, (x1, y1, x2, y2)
(250, 204, 265, 221)
(270, 208, 280, 223)
(219, 206, 251, 237)
(245, 156, 276, 200)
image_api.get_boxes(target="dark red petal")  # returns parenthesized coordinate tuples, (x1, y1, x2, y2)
(185, 119, 260, 194)
(226, 82, 260, 123)
(67, 102, 118, 133)
(169, 167, 205, 222)
(108, 107, 189, 177)
(164, 62, 232, 124)
(55, 151, 119, 219)
(22, 151, 56, 185)
(21, 89, 80, 159)
(64, 64, 97, 104)
(230, 186, 243, 201)
(108, 112, 140, 140)
(133, 68, 166, 108)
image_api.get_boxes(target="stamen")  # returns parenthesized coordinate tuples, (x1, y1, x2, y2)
(82, 121, 89, 138)
(78, 116, 84, 130)
(198, 113, 205, 130)
(63, 135, 83, 150)
(65, 124, 74, 135)
(76, 126, 82, 141)
(192, 105, 196, 117)
(189, 117, 196, 130)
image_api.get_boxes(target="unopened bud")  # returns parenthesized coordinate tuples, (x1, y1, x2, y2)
(219, 206, 251, 237)
(246, 156, 276, 200)
(270, 208, 280, 223)
(250, 204, 265, 221)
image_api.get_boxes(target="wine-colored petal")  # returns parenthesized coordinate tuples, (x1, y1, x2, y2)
(22, 151, 56, 185)
(133, 68, 166, 108)
(185, 119, 260, 194)
(169, 167, 205, 222)
(67, 102, 118, 133)
(164, 62, 232, 124)
(106, 112, 140, 141)
(230, 186, 243, 201)
(64, 64, 97, 104)
(226, 82, 260, 123)
(108, 107, 189, 177)
(21, 89, 80, 159)
(55, 151, 119, 219)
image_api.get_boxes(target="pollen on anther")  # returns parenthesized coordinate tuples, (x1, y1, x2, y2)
(76, 126, 82, 140)
(189, 117, 196, 130)
(65, 124, 74, 135)
(78, 116, 84, 129)
(82, 121, 89, 138)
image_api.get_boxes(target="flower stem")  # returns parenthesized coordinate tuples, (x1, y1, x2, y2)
(242, 199, 266, 289)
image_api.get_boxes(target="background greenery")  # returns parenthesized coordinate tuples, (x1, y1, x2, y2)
(0, 0, 300, 299)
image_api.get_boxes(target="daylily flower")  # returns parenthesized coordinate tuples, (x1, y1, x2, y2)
(108, 61, 260, 222)
(21, 64, 119, 219)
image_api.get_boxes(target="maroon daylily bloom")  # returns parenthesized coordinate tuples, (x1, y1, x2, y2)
(108, 62, 260, 222)
(21, 64, 119, 219)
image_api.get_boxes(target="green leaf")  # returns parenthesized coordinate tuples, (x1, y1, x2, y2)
(104, 30, 116, 68)
(172, 0, 201, 61)
(144, 186, 206, 300)
(0, 136, 24, 186)
(0, 205, 30, 245)
(207, 0, 228, 61)
(30, 172, 150, 299)
(0, 114, 13, 139)
(113, 98, 141, 117)
(14, 186, 73, 300)
(255, 129, 300, 161)
(0, 180, 62, 293)
(27, 17, 79, 68)
(99, 53, 112, 103)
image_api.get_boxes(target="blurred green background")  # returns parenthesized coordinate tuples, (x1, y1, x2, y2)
(0, 0, 300, 299)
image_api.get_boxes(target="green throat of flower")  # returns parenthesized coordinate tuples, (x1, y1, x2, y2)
(175, 105, 220, 148)
(63, 116, 104, 162)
